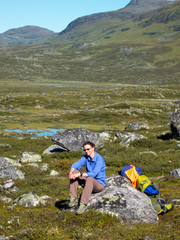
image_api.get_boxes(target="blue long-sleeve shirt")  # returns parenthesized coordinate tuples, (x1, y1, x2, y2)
(70, 152, 106, 187)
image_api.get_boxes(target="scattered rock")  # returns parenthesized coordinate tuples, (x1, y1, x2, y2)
(0, 179, 19, 193)
(50, 170, 59, 176)
(144, 236, 158, 240)
(149, 176, 164, 181)
(4, 157, 22, 168)
(35, 105, 44, 109)
(171, 199, 180, 206)
(27, 163, 39, 168)
(52, 128, 103, 151)
(40, 163, 49, 171)
(170, 169, 180, 178)
(6, 96, 13, 101)
(12, 192, 51, 208)
(2, 179, 15, 189)
(9, 186, 19, 192)
(99, 132, 111, 141)
(175, 101, 180, 105)
(125, 122, 150, 131)
(39, 195, 51, 206)
(43, 144, 66, 154)
(139, 151, 157, 157)
(171, 109, 180, 140)
(20, 152, 42, 163)
(0, 144, 11, 149)
(0, 196, 12, 203)
(16, 228, 33, 237)
(12, 192, 40, 208)
(0, 157, 24, 179)
(114, 132, 146, 146)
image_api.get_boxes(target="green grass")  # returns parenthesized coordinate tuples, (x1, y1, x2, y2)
(0, 81, 180, 239)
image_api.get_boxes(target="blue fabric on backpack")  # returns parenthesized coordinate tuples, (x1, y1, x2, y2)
(121, 165, 141, 177)
(144, 185, 159, 196)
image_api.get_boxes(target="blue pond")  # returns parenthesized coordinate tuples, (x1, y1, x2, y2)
(4, 128, 65, 137)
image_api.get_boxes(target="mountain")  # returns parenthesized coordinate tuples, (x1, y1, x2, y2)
(58, 0, 179, 38)
(0, 0, 179, 85)
(0, 26, 56, 46)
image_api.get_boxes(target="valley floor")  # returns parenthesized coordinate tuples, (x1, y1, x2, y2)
(0, 80, 180, 239)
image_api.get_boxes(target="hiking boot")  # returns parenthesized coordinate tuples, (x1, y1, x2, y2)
(68, 196, 78, 208)
(76, 203, 87, 215)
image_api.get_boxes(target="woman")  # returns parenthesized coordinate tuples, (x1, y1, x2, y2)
(68, 141, 106, 214)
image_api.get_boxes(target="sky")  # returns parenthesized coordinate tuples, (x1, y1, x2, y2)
(1, 0, 131, 34)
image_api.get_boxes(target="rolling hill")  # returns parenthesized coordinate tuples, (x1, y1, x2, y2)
(0, 26, 56, 46)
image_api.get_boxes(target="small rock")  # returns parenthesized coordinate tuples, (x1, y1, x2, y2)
(144, 236, 158, 240)
(27, 163, 39, 168)
(12, 192, 40, 208)
(2, 180, 15, 189)
(0, 157, 24, 179)
(6, 96, 13, 101)
(20, 152, 42, 163)
(170, 169, 180, 178)
(40, 163, 49, 171)
(139, 151, 157, 157)
(50, 170, 59, 176)
(99, 132, 111, 141)
(0, 196, 12, 203)
(114, 132, 146, 146)
(9, 186, 19, 192)
(12, 192, 50, 208)
(4, 157, 22, 168)
(171, 199, 180, 206)
(0, 144, 11, 149)
(43, 145, 66, 154)
(125, 122, 150, 131)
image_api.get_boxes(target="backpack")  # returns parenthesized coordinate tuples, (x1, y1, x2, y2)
(137, 175, 174, 215)
(137, 175, 159, 196)
(121, 164, 141, 188)
(150, 197, 174, 215)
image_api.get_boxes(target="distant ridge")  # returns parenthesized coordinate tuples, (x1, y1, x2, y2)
(59, 0, 179, 36)
(0, 26, 55, 46)
(3, 25, 54, 35)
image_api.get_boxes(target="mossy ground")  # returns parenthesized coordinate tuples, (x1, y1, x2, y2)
(0, 81, 180, 239)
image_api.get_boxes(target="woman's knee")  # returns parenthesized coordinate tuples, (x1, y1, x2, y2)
(86, 176, 95, 184)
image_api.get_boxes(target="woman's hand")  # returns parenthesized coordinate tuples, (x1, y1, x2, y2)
(69, 168, 81, 179)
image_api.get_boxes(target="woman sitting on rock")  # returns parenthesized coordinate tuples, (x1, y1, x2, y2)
(68, 141, 106, 214)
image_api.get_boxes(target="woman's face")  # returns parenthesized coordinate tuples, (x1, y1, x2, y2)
(83, 144, 94, 157)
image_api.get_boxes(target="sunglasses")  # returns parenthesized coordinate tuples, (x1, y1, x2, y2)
(84, 148, 91, 151)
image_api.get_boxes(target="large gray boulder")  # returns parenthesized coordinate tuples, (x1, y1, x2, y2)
(171, 109, 180, 140)
(0, 157, 24, 179)
(70, 175, 158, 223)
(52, 128, 103, 151)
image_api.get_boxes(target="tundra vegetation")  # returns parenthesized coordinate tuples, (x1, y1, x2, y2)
(0, 80, 180, 239)
(0, 1, 180, 239)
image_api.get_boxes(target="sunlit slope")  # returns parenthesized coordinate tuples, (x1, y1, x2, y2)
(0, 2, 179, 85)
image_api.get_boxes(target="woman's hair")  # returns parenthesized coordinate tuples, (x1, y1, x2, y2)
(83, 141, 95, 148)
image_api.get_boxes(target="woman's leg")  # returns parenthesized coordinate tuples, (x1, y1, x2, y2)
(80, 177, 104, 205)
